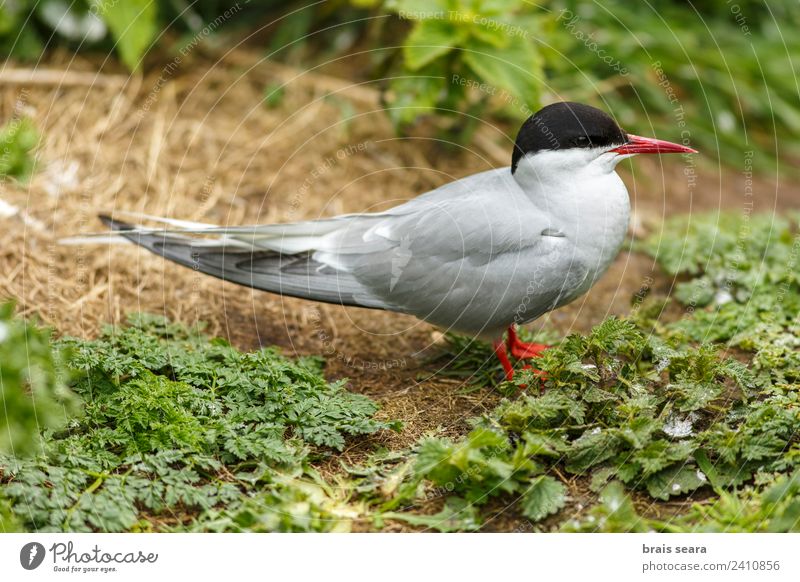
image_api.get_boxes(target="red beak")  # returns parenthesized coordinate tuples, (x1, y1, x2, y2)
(611, 134, 697, 155)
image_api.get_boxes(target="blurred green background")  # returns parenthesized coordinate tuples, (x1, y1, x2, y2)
(1, 0, 798, 175)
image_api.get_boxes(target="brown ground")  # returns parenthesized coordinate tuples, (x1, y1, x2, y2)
(1, 46, 797, 531)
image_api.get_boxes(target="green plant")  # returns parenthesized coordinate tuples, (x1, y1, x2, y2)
(95, 0, 158, 70)
(0, 117, 39, 182)
(683, 470, 800, 532)
(561, 482, 654, 533)
(548, 0, 800, 173)
(344, 0, 800, 172)
(0, 313, 396, 532)
(377, 0, 543, 127)
(0, 303, 76, 456)
(382, 497, 482, 532)
(363, 311, 800, 529)
(409, 320, 753, 512)
(566, 470, 800, 533)
(6, 211, 800, 532)
(0, 0, 285, 70)
(640, 212, 800, 386)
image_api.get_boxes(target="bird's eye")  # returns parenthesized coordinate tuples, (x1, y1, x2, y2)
(573, 135, 591, 147)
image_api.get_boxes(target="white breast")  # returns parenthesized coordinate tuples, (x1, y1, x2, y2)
(513, 148, 631, 307)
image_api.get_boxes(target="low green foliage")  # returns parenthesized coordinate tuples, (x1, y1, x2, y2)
(684, 471, 800, 533)
(414, 427, 542, 505)
(565, 470, 800, 533)
(368, 318, 773, 528)
(0, 302, 76, 457)
(640, 212, 800, 387)
(561, 482, 652, 533)
(5, 211, 800, 532)
(352, 212, 800, 531)
(382, 497, 481, 532)
(0, 117, 39, 182)
(0, 313, 395, 532)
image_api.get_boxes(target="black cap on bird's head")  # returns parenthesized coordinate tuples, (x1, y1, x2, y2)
(511, 102, 697, 173)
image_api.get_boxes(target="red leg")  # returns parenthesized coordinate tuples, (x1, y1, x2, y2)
(493, 339, 515, 381)
(507, 325, 550, 359)
(506, 325, 550, 388)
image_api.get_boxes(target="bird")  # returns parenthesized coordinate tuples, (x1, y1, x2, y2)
(92, 102, 697, 380)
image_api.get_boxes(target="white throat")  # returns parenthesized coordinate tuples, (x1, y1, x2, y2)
(513, 147, 628, 195)
(512, 148, 632, 276)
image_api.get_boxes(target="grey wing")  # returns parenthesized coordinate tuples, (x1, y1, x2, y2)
(99, 216, 392, 310)
(321, 169, 554, 332)
(98, 168, 551, 330)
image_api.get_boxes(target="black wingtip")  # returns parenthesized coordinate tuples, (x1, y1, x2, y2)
(99, 214, 135, 231)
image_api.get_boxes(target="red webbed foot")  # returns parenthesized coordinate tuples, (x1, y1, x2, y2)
(493, 329, 550, 388)
(507, 324, 550, 360)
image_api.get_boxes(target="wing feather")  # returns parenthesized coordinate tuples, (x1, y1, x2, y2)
(100, 216, 391, 310)
(92, 167, 548, 334)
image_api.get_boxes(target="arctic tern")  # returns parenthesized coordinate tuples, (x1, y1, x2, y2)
(95, 102, 697, 380)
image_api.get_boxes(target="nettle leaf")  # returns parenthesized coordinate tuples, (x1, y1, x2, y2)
(672, 383, 724, 412)
(706, 461, 755, 489)
(674, 277, 715, 307)
(384, 497, 481, 532)
(94, 0, 157, 71)
(741, 431, 787, 462)
(387, 72, 445, 126)
(633, 440, 695, 478)
(414, 428, 527, 504)
(719, 357, 756, 392)
(588, 317, 645, 354)
(589, 466, 617, 492)
(618, 416, 659, 450)
(497, 391, 585, 432)
(415, 437, 458, 481)
(583, 385, 618, 403)
(403, 19, 467, 71)
(462, 33, 541, 118)
(521, 475, 566, 522)
(521, 431, 568, 459)
(646, 465, 708, 500)
(563, 482, 650, 533)
(614, 461, 641, 484)
(566, 429, 620, 473)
